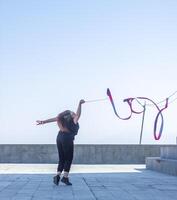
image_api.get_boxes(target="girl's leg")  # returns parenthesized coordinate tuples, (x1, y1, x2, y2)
(54, 136, 64, 185)
(61, 139, 74, 185)
(63, 140, 74, 174)
(57, 138, 65, 173)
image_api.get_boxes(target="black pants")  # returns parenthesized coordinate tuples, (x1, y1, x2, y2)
(57, 132, 74, 173)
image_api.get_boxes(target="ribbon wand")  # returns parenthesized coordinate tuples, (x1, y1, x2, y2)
(85, 98, 108, 103)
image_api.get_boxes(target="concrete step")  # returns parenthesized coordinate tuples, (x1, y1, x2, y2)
(161, 146, 177, 160)
(146, 157, 177, 176)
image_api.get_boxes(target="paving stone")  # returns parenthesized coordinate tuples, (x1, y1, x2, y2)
(0, 164, 177, 200)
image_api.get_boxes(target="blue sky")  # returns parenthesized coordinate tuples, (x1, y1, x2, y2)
(0, 0, 177, 144)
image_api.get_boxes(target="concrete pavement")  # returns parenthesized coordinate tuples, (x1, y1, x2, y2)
(0, 164, 177, 200)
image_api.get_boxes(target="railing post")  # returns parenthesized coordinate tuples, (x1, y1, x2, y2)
(139, 102, 146, 145)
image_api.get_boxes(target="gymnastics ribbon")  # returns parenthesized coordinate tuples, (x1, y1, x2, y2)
(107, 88, 169, 140)
(107, 88, 133, 120)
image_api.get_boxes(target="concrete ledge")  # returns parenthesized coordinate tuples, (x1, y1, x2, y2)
(0, 144, 176, 164)
(146, 157, 177, 176)
(161, 146, 177, 160)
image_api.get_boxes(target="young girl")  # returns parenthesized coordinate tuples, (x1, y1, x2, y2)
(36, 99, 85, 185)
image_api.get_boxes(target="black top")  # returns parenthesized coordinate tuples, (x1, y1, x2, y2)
(68, 122, 79, 135)
(59, 122, 79, 140)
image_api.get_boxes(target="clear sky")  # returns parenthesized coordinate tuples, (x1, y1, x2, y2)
(0, 0, 177, 144)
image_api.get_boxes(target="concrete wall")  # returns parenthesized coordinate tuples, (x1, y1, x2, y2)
(0, 144, 176, 164)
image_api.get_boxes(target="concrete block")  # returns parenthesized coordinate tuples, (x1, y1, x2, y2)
(161, 146, 177, 160)
(146, 157, 177, 176)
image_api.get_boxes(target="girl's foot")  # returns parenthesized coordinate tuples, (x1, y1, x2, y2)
(53, 175, 60, 185)
(61, 177, 72, 185)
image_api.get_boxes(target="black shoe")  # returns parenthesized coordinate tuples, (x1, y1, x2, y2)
(53, 175, 60, 186)
(61, 177, 72, 185)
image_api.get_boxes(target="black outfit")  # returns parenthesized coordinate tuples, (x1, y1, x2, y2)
(56, 123, 79, 173)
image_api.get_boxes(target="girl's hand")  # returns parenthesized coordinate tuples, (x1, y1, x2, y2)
(36, 120, 44, 125)
(79, 99, 85, 104)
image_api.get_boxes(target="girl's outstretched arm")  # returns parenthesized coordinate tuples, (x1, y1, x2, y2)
(36, 117, 57, 125)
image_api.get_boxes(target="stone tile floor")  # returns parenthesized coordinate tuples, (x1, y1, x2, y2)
(0, 164, 176, 200)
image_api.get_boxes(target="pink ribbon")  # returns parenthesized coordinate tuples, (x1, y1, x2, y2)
(107, 88, 168, 140)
